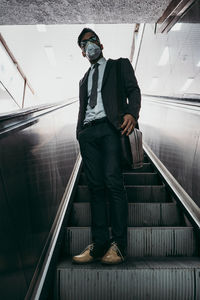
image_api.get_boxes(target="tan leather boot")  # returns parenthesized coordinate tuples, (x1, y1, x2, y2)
(101, 242, 125, 265)
(72, 243, 101, 264)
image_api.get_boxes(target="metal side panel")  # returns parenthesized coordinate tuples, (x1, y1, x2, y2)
(66, 227, 199, 257)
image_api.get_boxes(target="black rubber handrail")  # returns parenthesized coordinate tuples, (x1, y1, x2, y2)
(0, 98, 78, 121)
(0, 98, 78, 135)
(25, 154, 82, 300)
(142, 94, 200, 105)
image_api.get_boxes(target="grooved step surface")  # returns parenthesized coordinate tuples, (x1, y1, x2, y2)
(66, 227, 199, 257)
(79, 173, 161, 186)
(122, 163, 154, 173)
(75, 185, 169, 203)
(57, 257, 200, 300)
(69, 203, 183, 227)
(82, 163, 154, 174)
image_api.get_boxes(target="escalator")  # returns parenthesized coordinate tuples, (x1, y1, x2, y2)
(55, 151, 200, 300)
(1, 101, 200, 299)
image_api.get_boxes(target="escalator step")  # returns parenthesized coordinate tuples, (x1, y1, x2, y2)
(125, 173, 160, 185)
(69, 202, 183, 227)
(74, 185, 169, 203)
(66, 227, 198, 257)
(123, 162, 153, 172)
(57, 256, 200, 300)
(82, 163, 154, 173)
(79, 173, 161, 186)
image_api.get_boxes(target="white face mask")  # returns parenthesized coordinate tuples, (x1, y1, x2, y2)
(85, 42, 102, 60)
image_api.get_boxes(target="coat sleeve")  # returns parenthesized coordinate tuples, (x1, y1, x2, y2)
(121, 58, 141, 121)
(76, 79, 82, 140)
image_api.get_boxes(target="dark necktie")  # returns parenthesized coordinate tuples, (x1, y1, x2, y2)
(89, 63, 99, 108)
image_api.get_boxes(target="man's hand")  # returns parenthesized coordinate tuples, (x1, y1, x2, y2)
(120, 114, 137, 136)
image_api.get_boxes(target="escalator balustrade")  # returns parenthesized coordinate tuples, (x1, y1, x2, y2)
(56, 154, 200, 300)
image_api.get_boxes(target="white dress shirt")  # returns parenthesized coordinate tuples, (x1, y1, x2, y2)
(83, 56, 107, 124)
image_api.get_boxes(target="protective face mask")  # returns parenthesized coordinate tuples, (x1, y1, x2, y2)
(85, 42, 102, 60)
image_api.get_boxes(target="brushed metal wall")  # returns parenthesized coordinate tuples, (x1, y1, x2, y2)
(0, 102, 79, 299)
(136, 2, 200, 208)
(140, 96, 200, 207)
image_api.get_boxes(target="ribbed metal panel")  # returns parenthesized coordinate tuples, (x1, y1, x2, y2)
(124, 172, 161, 185)
(195, 268, 200, 299)
(57, 257, 198, 300)
(56, 144, 200, 300)
(66, 227, 198, 257)
(75, 185, 168, 203)
(125, 162, 153, 173)
(79, 173, 161, 186)
(71, 203, 182, 227)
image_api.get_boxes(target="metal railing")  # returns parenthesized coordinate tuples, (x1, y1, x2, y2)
(25, 153, 82, 300)
(144, 142, 200, 230)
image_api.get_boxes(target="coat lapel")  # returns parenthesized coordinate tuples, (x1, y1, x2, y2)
(79, 58, 114, 101)
(101, 59, 113, 89)
(79, 67, 90, 108)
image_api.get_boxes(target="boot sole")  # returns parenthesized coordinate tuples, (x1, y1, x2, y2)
(101, 258, 126, 265)
(72, 257, 101, 264)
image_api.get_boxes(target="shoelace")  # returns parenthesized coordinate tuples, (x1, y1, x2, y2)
(80, 243, 95, 254)
(110, 242, 124, 259)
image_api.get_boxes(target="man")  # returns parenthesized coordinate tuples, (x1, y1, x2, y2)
(72, 28, 141, 265)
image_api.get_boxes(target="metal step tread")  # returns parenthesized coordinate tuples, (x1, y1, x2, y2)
(79, 173, 162, 186)
(66, 226, 198, 256)
(70, 202, 184, 226)
(122, 172, 157, 175)
(73, 202, 177, 206)
(68, 226, 192, 229)
(57, 257, 200, 299)
(122, 163, 154, 173)
(75, 184, 170, 203)
(82, 166, 155, 175)
(77, 184, 165, 188)
(57, 256, 200, 270)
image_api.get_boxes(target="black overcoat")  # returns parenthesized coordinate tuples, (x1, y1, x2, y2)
(76, 57, 141, 140)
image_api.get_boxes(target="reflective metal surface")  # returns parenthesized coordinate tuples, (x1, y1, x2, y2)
(136, 1, 200, 100)
(136, 3, 200, 209)
(0, 101, 79, 299)
(140, 96, 200, 207)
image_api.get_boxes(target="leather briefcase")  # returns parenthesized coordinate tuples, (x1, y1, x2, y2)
(129, 128, 144, 169)
(119, 128, 143, 169)
(117, 58, 144, 169)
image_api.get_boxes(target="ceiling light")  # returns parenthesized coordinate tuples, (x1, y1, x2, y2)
(171, 23, 182, 31)
(158, 47, 169, 66)
(197, 61, 200, 67)
(180, 78, 194, 92)
(149, 77, 159, 90)
(44, 46, 57, 67)
(36, 24, 47, 32)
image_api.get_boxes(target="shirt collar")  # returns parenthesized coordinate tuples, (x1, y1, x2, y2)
(91, 57, 106, 70)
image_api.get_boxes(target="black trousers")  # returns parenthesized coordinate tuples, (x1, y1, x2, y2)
(78, 118, 128, 254)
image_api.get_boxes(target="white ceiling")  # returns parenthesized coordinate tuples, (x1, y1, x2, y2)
(0, 24, 135, 105)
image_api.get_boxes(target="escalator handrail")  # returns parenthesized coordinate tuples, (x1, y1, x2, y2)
(0, 98, 78, 135)
(0, 97, 78, 121)
(25, 153, 82, 300)
(144, 142, 200, 229)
